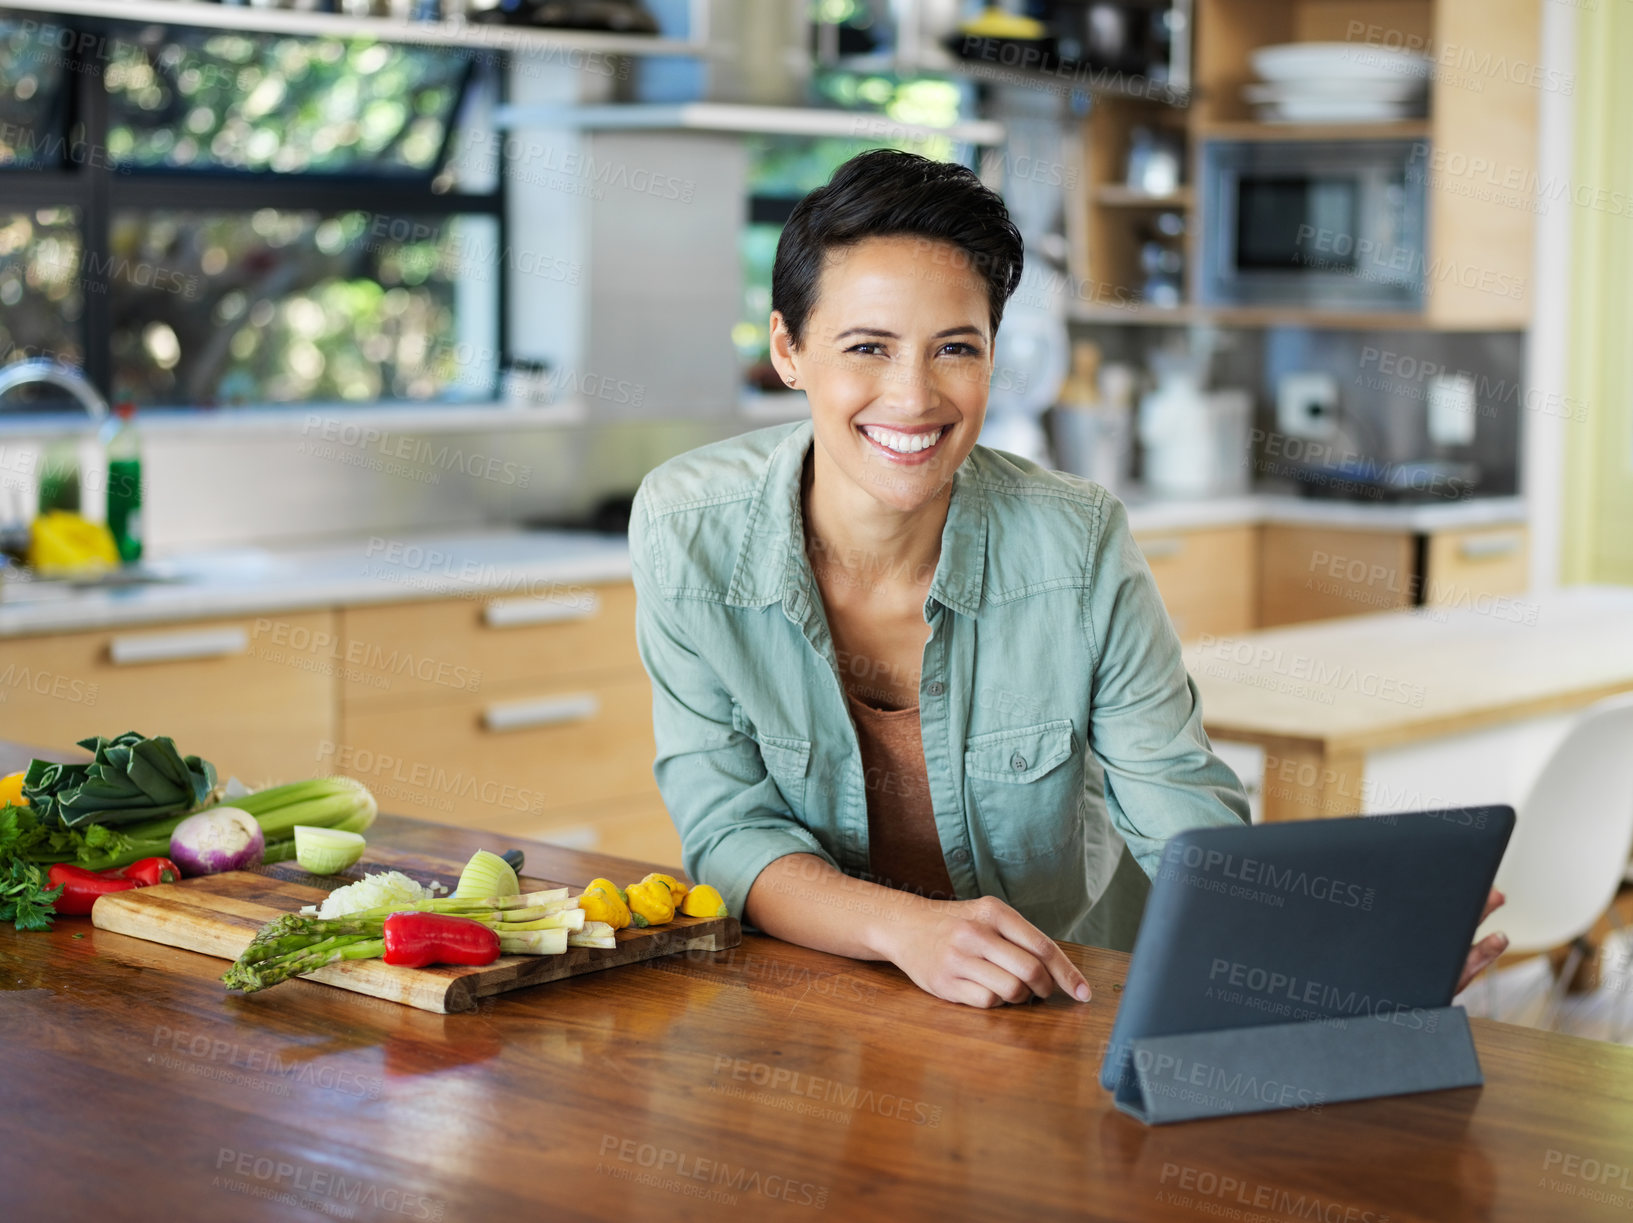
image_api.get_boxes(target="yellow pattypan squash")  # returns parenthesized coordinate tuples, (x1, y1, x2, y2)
(640, 872, 687, 906)
(680, 884, 729, 919)
(579, 884, 631, 930)
(625, 879, 675, 928)
(586, 877, 626, 903)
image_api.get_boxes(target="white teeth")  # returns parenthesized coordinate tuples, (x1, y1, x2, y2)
(861, 425, 944, 454)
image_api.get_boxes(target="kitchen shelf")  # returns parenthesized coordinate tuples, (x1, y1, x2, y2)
(0, 0, 709, 57)
(825, 52, 1190, 105)
(1067, 302, 1438, 330)
(494, 102, 1006, 145)
(1094, 185, 1193, 207)
(1195, 120, 1433, 142)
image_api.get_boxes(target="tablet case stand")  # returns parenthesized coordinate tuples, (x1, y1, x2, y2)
(1113, 1005, 1482, 1125)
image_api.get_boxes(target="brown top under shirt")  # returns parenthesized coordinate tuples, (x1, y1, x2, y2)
(845, 689, 957, 902)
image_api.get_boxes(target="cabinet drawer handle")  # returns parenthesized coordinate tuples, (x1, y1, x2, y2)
(1138, 537, 1186, 560)
(109, 627, 249, 665)
(483, 692, 600, 733)
(1458, 534, 1522, 560)
(483, 591, 601, 628)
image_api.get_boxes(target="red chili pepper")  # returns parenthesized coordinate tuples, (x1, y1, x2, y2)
(47, 864, 140, 915)
(381, 912, 501, 969)
(114, 858, 181, 887)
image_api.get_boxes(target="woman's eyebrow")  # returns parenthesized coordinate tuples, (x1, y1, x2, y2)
(833, 325, 985, 341)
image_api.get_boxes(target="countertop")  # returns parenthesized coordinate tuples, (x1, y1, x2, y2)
(5, 804, 1633, 1221)
(0, 528, 634, 637)
(1123, 491, 1528, 534)
(0, 490, 1528, 638)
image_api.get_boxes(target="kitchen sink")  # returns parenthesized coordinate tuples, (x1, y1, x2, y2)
(0, 567, 189, 604)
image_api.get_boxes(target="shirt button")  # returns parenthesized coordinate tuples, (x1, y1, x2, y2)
(926, 681, 945, 697)
(950, 846, 971, 864)
(1011, 752, 1028, 771)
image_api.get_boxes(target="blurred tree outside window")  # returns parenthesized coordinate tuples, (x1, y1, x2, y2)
(0, 17, 503, 408)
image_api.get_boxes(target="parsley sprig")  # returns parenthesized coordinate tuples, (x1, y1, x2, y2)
(1, 857, 64, 932)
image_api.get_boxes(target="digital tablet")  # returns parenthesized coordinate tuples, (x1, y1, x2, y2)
(1099, 807, 1516, 1094)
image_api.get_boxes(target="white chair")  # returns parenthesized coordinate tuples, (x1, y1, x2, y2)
(1475, 692, 1633, 1038)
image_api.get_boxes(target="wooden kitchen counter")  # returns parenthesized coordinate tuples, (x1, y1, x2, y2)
(6, 814, 1633, 1221)
(1186, 586, 1633, 821)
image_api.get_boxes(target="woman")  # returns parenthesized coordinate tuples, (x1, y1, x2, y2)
(629, 149, 1507, 1008)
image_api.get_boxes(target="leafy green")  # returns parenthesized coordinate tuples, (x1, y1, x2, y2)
(22, 732, 217, 829)
(1, 858, 63, 932)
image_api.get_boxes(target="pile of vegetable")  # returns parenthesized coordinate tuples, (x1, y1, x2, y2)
(580, 872, 728, 927)
(223, 849, 615, 993)
(221, 851, 733, 994)
(0, 730, 378, 930)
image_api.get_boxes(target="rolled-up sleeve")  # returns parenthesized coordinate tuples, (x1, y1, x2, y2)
(1083, 495, 1250, 876)
(628, 484, 838, 919)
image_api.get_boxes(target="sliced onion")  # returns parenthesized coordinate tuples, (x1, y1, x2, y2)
(294, 825, 367, 876)
(454, 849, 519, 900)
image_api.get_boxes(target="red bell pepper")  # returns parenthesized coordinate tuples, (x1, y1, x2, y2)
(116, 857, 181, 887)
(47, 864, 140, 915)
(381, 912, 500, 969)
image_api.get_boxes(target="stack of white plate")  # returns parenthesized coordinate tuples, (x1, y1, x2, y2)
(1244, 42, 1431, 124)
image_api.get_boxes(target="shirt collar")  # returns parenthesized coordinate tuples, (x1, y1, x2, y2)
(725, 418, 987, 619)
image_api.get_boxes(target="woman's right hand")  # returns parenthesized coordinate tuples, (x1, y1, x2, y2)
(880, 895, 1093, 1009)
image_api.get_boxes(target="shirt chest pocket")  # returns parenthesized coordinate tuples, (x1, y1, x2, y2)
(732, 702, 811, 812)
(964, 720, 1084, 864)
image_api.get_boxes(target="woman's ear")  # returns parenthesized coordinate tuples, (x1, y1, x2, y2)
(768, 311, 799, 387)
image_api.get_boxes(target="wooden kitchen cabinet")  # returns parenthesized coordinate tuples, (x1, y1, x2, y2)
(1257, 524, 1416, 626)
(337, 582, 639, 709)
(1134, 524, 1259, 640)
(332, 672, 660, 833)
(0, 612, 337, 787)
(1423, 524, 1530, 606)
(333, 580, 672, 853)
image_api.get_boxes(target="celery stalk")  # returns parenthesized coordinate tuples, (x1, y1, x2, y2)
(498, 929, 568, 955)
(491, 909, 586, 933)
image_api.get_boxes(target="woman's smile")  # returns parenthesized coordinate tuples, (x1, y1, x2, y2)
(857, 422, 953, 465)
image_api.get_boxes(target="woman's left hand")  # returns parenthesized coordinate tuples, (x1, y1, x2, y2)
(1454, 888, 1508, 995)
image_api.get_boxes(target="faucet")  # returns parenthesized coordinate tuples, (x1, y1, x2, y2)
(0, 360, 110, 421)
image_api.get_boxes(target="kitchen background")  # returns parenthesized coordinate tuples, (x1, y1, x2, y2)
(1, 0, 1630, 1028)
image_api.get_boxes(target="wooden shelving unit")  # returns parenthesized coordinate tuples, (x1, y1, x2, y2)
(1069, 0, 1541, 332)
(1194, 119, 1433, 142)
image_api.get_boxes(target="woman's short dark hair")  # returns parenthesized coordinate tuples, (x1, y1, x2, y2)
(771, 148, 1025, 349)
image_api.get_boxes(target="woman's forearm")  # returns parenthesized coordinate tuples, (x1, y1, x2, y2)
(744, 853, 934, 964)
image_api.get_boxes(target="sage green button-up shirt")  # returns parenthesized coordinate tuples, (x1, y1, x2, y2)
(629, 419, 1249, 947)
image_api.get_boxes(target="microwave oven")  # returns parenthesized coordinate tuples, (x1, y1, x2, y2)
(1199, 139, 1427, 310)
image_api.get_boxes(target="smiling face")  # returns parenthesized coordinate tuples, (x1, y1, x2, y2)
(769, 235, 994, 516)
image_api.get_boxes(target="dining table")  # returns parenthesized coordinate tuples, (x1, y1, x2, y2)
(6, 768, 1633, 1221)
(1186, 585, 1633, 822)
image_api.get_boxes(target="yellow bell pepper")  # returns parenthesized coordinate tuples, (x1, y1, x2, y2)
(680, 884, 729, 919)
(579, 884, 631, 931)
(625, 879, 675, 928)
(640, 872, 687, 907)
(0, 771, 27, 807)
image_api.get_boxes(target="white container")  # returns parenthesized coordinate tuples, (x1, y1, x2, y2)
(1139, 381, 1253, 499)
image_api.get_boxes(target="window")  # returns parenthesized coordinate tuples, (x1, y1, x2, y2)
(0, 13, 505, 408)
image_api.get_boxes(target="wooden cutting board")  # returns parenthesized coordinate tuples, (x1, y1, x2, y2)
(90, 845, 739, 1013)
